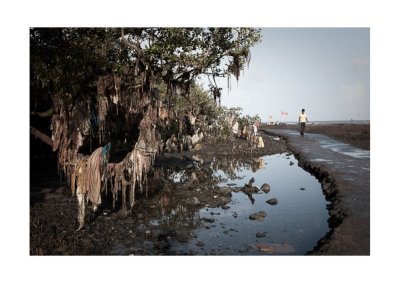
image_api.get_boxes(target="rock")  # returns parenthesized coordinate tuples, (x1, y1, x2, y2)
(249, 211, 267, 221)
(256, 232, 267, 238)
(221, 205, 230, 210)
(202, 217, 215, 223)
(266, 198, 278, 205)
(196, 241, 205, 246)
(261, 183, 271, 193)
(300, 187, 306, 191)
(289, 161, 294, 166)
(226, 183, 237, 187)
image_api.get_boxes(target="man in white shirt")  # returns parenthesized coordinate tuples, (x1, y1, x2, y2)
(298, 108, 308, 136)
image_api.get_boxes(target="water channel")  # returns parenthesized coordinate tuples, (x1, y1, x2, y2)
(113, 153, 330, 255)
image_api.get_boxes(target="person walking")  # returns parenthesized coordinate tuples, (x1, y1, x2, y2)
(298, 109, 308, 136)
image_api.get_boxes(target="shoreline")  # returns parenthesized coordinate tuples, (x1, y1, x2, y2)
(264, 126, 370, 255)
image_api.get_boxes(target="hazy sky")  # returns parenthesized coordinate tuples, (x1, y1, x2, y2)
(200, 28, 370, 122)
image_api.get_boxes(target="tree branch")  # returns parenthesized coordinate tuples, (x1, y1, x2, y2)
(120, 28, 143, 57)
(30, 126, 53, 147)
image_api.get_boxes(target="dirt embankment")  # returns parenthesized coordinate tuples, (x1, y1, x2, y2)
(261, 123, 370, 150)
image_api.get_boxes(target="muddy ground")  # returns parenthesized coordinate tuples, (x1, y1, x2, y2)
(30, 123, 369, 255)
(262, 123, 370, 150)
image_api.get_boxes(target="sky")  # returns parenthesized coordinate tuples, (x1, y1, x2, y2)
(200, 28, 370, 122)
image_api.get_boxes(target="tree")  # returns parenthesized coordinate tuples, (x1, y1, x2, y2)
(30, 27, 261, 228)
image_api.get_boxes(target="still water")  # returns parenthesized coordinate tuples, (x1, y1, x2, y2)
(166, 153, 330, 255)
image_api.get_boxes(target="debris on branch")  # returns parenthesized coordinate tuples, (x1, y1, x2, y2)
(30, 27, 261, 229)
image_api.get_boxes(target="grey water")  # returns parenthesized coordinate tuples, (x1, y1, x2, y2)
(168, 153, 330, 255)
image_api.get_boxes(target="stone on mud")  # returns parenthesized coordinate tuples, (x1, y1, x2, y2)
(256, 232, 267, 238)
(202, 217, 215, 223)
(261, 183, 270, 193)
(249, 211, 267, 221)
(266, 198, 278, 205)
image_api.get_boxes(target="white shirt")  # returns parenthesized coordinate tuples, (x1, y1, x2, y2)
(299, 113, 308, 123)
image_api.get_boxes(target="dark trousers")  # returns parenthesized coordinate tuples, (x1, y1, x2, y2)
(300, 122, 306, 135)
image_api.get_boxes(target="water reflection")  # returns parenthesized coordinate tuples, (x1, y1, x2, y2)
(117, 153, 329, 255)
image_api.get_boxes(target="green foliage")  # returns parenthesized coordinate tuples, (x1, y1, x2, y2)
(30, 27, 261, 104)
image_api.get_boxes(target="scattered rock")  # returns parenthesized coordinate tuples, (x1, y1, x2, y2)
(226, 183, 237, 187)
(266, 198, 278, 205)
(196, 241, 205, 247)
(202, 217, 215, 223)
(289, 161, 294, 166)
(256, 232, 267, 238)
(221, 205, 230, 210)
(261, 183, 271, 193)
(249, 211, 267, 221)
(300, 187, 306, 191)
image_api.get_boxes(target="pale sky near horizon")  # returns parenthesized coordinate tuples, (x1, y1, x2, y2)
(200, 28, 370, 122)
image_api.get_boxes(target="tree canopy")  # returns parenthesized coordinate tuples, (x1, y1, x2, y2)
(30, 27, 261, 222)
(31, 28, 261, 101)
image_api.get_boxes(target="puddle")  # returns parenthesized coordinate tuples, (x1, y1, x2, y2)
(122, 153, 330, 255)
(319, 140, 370, 159)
